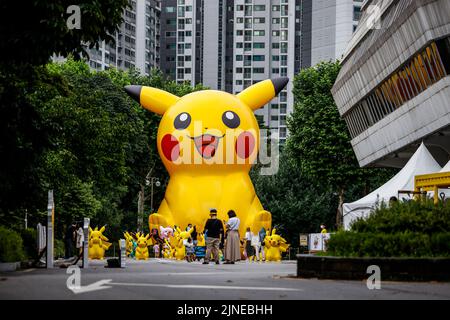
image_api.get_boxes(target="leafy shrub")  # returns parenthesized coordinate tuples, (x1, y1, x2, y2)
(327, 200, 450, 257)
(327, 231, 450, 257)
(54, 239, 65, 259)
(0, 226, 25, 262)
(20, 228, 37, 260)
(350, 200, 450, 234)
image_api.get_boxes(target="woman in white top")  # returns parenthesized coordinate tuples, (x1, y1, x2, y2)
(75, 223, 84, 256)
(224, 210, 240, 264)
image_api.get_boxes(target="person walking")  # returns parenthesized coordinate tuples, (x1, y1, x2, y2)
(244, 227, 255, 262)
(64, 222, 76, 259)
(224, 210, 240, 264)
(202, 209, 224, 265)
(75, 222, 84, 257)
(251, 230, 262, 262)
(258, 227, 266, 262)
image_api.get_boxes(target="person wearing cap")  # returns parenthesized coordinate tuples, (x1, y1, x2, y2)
(202, 209, 224, 264)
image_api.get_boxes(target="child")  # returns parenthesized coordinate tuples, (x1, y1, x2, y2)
(153, 243, 160, 258)
(184, 237, 195, 262)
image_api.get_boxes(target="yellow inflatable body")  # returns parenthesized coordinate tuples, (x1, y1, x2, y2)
(196, 232, 206, 247)
(162, 239, 174, 259)
(173, 227, 194, 260)
(88, 226, 111, 260)
(125, 78, 288, 235)
(264, 229, 289, 262)
(135, 232, 151, 260)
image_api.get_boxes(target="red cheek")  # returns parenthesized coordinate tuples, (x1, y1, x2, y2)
(161, 134, 180, 162)
(235, 131, 255, 159)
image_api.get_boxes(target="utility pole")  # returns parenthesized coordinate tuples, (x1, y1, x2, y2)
(137, 165, 160, 232)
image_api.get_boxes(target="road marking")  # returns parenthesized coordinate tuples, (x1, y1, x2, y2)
(68, 279, 113, 294)
(109, 282, 303, 291)
(21, 268, 36, 273)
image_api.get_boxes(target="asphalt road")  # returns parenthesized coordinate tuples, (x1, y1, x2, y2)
(0, 259, 449, 300)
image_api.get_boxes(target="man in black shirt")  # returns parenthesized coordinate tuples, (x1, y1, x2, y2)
(203, 209, 224, 264)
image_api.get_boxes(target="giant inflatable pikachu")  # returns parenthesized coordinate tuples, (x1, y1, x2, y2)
(125, 78, 288, 235)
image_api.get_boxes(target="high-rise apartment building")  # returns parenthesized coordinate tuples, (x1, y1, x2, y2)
(81, 0, 361, 145)
(86, 0, 161, 75)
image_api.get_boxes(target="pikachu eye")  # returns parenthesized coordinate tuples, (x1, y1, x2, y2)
(174, 112, 191, 130)
(222, 111, 240, 129)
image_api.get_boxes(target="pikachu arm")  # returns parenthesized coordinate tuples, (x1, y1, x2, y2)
(103, 241, 112, 250)
(101, 235, 109, 241)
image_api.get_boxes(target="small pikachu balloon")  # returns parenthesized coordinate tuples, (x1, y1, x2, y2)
(88, 226, 111, 260)
(125, 78, 288, 235)
(264, 229, 289, 262)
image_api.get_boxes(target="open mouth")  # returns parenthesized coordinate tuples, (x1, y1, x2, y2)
(189, 134, 224, 159)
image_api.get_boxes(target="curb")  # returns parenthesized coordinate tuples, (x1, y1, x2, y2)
(296, 255, 450, 281)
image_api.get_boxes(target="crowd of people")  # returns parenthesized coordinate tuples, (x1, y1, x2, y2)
(147, 209, 268, 264)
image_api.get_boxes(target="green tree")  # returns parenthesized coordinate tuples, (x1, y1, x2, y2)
(251, 155, 337, 245)
(286, 61, 395, 228)
(0, 1, 129, 66)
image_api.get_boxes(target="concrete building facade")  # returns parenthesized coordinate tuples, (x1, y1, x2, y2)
(332, 0, 450, 168)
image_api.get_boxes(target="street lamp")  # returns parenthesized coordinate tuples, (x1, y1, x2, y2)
(146, 177, 161, 213)
(137, 171, 161, 232)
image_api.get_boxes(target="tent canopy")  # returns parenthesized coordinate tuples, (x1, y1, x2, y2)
(343, 143, 442, 230)
(440, 160, 450, 172)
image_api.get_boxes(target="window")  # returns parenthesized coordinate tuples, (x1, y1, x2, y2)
(343, 39, 449, 138)
(236, 55, 243, 61)
(281, 30, 288, 41)
(185, 56, 191, 62)
(236, 17, 244, 23)
(272, 55, 280, 61)
(185, 43, 191, 49)
(254, 30, 265, 36)
(253, 42, 265, 49)
(271, 115, 278, 121)
(281, 17, 288, 28)
(178, 6, 185, 17)
(272, 18, 280, 24)
(165, 7, 175, 13)
(236, 42, 243, 48)
(253, 55, 265, 61)
(165, 31, 176, 37)
(254, 17, 265, 23)
(272, 68, 279, 74)
(185, 31, 192, 37)
(236, 5, 244, 11)
(272, 30, 280, 37)
(254, 5, 265, 11)
(271, 104, 279, 109)
(244, 43, 252, 51)
(185, 18, 192, 24)
(281, 42, 288, 53)
(272, 43, 280, 49)
(186, 5, 192, 12)
(236, 67, 243, 73)
(253, 67, 264, 73)
(236, 30, 243, 36)
(272, 5, 280, 11)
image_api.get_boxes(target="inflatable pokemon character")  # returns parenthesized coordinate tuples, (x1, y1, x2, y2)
(264, 229, 289, 262)
(88, 226, 111, 260)
(123, 231, 137, 258)
(159, 226, 174, 240)
(173, 227, 194, 260)
(162, 239, 174, 259)
(125, 77, 289, 235)
(135, 232, 151, 260)
(196, 232, 206, 247)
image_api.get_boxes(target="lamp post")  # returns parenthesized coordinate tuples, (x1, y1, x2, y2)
(137, 169, 161, 232)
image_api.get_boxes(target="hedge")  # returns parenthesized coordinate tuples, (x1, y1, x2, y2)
(0, 226, 25, 262)
(326, 200, 450, 258)
(327, 231, 450, 258)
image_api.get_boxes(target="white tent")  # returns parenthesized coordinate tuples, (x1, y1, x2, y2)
(440, 160, 450, 172)
(343, 143, 442, 230)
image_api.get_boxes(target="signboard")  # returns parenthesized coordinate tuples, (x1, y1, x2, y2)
(299, 234, 308, 247)
(46, 190, 54, 269)
(308, 233, 331, 252)
(119, 239, 126, 268)
(82, 218, 90, 268)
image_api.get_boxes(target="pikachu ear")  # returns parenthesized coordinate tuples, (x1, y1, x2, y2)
(94, 226, 98, 231)
(237, 77, 289, 111)
(99, 226, 106, 233)
(89, 227, 93, 233)
(125, 85, 180, 115)
(272, 228, 276, 236)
